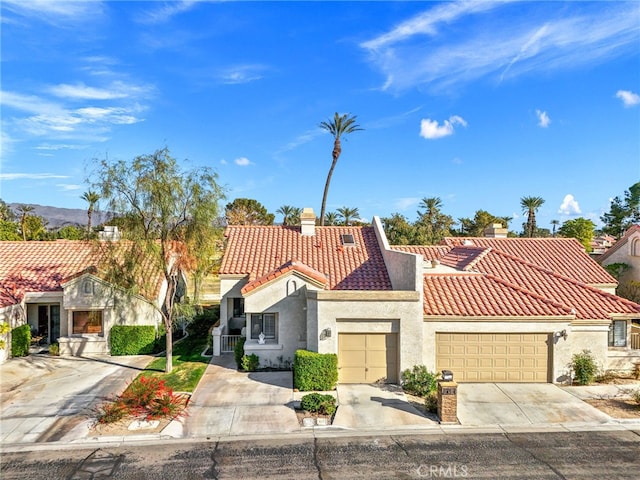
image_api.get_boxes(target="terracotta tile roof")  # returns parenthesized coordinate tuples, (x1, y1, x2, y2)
(0, 241, 97, 307)
(390, 245, 450, 261)
(241, 260, 328, 294)
(0, 241, 166, 308)
(423, 273, 572, 317)
(442, 237, 616, 285)
(598, 224, 640, 262)
(466, 247, 640, 320)
(220, 225, 392, 290)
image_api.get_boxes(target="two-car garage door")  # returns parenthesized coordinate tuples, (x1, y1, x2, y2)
(436, 333, 550, 382)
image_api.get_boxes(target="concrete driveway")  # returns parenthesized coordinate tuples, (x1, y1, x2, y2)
(0, 354, 152, 444)
(457, 383, 614, 428)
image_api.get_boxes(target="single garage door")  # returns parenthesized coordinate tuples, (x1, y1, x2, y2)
(338, 333, 398, 384)
(436, 333, 550, 382)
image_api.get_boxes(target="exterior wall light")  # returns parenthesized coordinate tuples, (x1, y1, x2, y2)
(441, 370, 454, 381)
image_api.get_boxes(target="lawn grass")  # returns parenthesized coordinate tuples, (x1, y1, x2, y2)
(136, 331, 210, 392)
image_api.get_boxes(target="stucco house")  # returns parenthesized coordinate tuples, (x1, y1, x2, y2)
(217, 209, 640, 384)
(598, 225, 640, 284)
(0, 241, 167, 363)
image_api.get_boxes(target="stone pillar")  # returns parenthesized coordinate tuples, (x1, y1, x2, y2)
(437, 381, 458, 424)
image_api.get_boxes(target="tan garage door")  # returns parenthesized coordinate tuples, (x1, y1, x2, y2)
(436, 333, 550, 382)
(338, 333, 398, 384)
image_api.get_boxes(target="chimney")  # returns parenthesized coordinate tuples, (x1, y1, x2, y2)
(300, 208, 316, 236)
(483, 223, 508, 238)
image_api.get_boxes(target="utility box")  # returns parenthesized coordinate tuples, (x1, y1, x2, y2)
(437, 380, 458, 424)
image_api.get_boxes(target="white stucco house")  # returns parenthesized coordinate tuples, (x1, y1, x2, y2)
(0, 241, 167, 363)
(217, 210, 640, 384)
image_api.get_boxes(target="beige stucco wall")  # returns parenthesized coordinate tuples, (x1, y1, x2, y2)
(219, 275, 247, 328)
(600, 232, 640, 284)
(58, 274, 161, 356)
(0, 304, 25, 364)
(309, 290, 423, 377)
(242, 274, 319, 368)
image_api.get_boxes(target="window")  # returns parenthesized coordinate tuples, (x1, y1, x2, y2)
(233, 298, 245, 317)
(340, 234, 356, 246)
(82, 280, 94, 295)
(73, 311, 103, 335)
(251, 313, 276, 340)
(609, 320, 627, 347)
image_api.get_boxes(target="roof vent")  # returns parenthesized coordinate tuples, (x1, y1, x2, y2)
(340, 234, 356, 246)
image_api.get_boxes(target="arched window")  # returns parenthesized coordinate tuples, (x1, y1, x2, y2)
(631, 237, 640, 257)
(287, 279, 299, 296)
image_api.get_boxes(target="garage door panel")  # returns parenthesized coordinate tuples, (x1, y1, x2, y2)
(436, 333, 550, 383)
(339, 333, 397, 384)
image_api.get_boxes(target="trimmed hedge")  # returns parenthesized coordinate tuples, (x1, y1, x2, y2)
(110, 325, 157, 355)
(293, 350, 338, 391)
(234, 336, 246, 369)
(11, 324, 31, 357)
(300, 392, 337, 416)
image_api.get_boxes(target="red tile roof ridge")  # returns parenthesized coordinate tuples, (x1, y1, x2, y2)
(455, 245, 493, 271)
(598, 224, 640, 262)
(241, 259, 328, 294)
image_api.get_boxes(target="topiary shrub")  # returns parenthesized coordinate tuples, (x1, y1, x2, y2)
(11, 324, 31, 357)
(234, 336, 246, 369)
(401, 365, 438, 397)
(110, 325, 157, 355)
(300, 392, 337, 416)
(424, 392, 438, 413)
(293, 350, 338, 391)
(571, 350, 598, 385)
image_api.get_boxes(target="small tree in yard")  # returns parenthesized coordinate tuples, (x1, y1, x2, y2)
(93, 147, 225, 373)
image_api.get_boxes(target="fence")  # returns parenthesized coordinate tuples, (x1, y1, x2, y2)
(221, 335, 242, 353)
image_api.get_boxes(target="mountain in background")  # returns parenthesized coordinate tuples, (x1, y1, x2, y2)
(8, 203, 111, 229)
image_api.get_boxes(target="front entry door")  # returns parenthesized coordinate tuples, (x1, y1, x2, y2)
(50, 305, 60, 342)
(38, 306, 49, 338)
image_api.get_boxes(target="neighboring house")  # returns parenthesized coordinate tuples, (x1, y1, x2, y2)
(0, 241, 167, 363)
(217, 209, 640, 384)
(598, 225, 640, 284)
(591, 234, 616, 255)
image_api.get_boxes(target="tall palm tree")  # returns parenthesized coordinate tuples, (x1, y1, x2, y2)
(318, 113, 363, 225)
(550, 219, 560, 237)
(81, 190, 100, 237)
(17, 204, 34, 241)
(324, 211, 339, 226)
(337, 206, 360, 226)
(520, 196, 545, 237)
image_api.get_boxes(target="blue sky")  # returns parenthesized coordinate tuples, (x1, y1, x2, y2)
(1, 1, 639, 231)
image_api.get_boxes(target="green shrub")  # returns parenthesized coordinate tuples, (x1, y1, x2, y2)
(300, 393, 337, 416)
(572, 350, 598, 385)
(401, 365, 438, 397)
(241, 353, 260, 372)
(187, 306, 219, 336)
(293, 350, 338, 391)
(234, 336, 246, 369)
(11, 324, 31, 357)
(110, 325, 157, 355)
(424, 392, 438, 413)
(49, 342, 60, 356)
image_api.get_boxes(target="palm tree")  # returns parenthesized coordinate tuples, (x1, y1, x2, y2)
(318, 113, 363, 225)
(550, 219, 560, 237)
(337, 206, 360, 226)
(324, 212, 339, 226)
(17, 204, 34, 241)
(81, 190, 100, 237)
(520, 196, 545, 237)
(277, 205, 302, 226)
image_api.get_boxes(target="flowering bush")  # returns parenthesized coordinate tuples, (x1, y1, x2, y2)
(97, 375, 188, 424)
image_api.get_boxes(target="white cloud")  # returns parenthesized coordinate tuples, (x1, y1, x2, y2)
(56, 183, 83, 191)
(48, 81, 150, 100)
(1, 0, 104, 24)
(0, 172, 69, 180)
(393, 197, 420, 210)
(217, 65, 267, 85)
(137, 1, 199, 24)
(616, 89, 640, 107)
(558, 194, 582, 215)
(35, 143, 87, 151)
(536, 109, 551, 128)
(235, 157, 251, 166)
(360, 2, 640, 92)
(220, 159, 228, 165)
(420, 115, 467, 139)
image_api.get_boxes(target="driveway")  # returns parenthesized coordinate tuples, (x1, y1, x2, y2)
(0, 354, 153, 444)
(457, 383, 614, 428)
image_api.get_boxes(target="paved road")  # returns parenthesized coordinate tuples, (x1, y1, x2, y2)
(2, 430, 639, 479)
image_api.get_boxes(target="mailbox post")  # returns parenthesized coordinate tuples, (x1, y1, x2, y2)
(437, 370, 458, 424)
